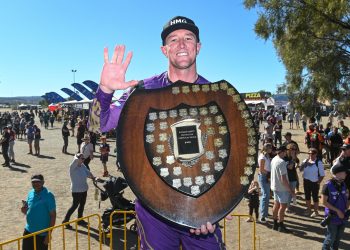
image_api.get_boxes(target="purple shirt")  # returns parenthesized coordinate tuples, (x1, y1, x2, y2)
(93, 71, 209, 133)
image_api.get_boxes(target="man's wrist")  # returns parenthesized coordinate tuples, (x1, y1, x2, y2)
(99, 85, 114, 95)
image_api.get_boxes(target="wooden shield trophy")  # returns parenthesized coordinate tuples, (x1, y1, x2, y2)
(117, 80, 258, 228)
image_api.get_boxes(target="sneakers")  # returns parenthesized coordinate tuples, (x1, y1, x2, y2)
(310, 211, 319, 218)
(259, 217, 267, 223)
(304, 210, 312, 217)
(246, 217, 253, 222)
(62, 220, 72, 229)
(77, 220, 88, 226)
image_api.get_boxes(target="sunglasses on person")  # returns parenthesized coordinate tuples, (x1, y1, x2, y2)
(308, 152, 317, 155)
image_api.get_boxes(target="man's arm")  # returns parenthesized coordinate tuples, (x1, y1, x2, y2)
(281, 174, 295, 197)
(322, 194, 344, 219)
(90, 46, 139, 133)
(44, 210, 56, 245)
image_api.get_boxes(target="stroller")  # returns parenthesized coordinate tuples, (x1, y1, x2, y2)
(93, 176, 137, 233)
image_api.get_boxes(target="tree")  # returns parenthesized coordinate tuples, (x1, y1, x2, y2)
(244, 0, 350, 115)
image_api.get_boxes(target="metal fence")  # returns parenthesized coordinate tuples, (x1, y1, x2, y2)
(0, 212, 258, 250)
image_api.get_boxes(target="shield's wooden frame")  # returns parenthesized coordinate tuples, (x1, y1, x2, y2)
(116, 80, 258, 228)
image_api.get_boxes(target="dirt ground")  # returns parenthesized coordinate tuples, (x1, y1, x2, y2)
(0, 110, 349, 250)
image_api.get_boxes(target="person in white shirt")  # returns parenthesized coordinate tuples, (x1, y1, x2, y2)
(80, 134, 94, 170)
(300, 148, 325, 217)
(270, 145, 296, 233)
(62, 153, 97, 228)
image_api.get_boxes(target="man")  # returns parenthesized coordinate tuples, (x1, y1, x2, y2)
(328, 127, 343, 164)
(321, 158, 349, 250)
(282, 132, 300, 153)
(338, 120, 350, 139)
(21, 174, 56, 250)
(80, 134, 94, 170)
(8, 125, 16, 163)
(62, 153, 97, 228)
(0, 126, 10, 167)
(26, 123, 35, 154)
(270, 145, 295, 233)
(62, 121, 70, 154)
(90, 16, 225, 249)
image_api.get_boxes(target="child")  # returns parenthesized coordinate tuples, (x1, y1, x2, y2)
(99, 135, 110, 177)
(247, 180, 260, 222)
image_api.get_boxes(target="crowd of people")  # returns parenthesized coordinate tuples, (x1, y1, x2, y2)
(247, 109, 350, 249)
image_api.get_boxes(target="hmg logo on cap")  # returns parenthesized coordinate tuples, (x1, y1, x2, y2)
(170, 18, 188, 26)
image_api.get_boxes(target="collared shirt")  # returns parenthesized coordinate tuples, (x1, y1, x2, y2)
(25, 187, 56, 235)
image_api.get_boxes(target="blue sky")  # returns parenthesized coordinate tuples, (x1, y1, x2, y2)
(0, 0, 286, 98)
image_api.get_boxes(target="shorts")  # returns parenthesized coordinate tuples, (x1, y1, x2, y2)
(273, 190, 290, 204)
(27, 138, 33, 144)
(100, 155, 108, 163)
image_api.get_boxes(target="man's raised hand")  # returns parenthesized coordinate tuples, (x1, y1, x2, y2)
(100, 45, 138, 94)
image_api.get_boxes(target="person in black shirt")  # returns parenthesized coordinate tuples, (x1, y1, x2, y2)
(62, 121, 70, 154)
(285, 143, 299, 213)
(329, 127, 343, 164)
(1, 126, 10, 167)
(246, 180, 260, 222)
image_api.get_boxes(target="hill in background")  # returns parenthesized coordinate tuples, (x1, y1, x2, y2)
(0, 96, 43, 105)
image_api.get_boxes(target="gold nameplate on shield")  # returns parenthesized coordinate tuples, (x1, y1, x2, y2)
(116, 80, 258, 228)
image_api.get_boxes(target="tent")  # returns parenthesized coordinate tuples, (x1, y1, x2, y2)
(48, 103, 60, 112)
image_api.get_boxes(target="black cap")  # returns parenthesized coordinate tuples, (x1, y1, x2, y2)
(331, 158, 350, 174)
(341, 144, 350, 150)
(31, 174, 44, 182)
(161, 16, 200, 45)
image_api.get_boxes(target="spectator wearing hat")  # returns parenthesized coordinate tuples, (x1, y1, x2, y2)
(0, 126, 10, 167)
(321, 158, 349, 250)
(62, 154, 97, 228)
(80, 134, 94, 170)
(62, 121, 70, 154)
(21, 174, 56, 250)
(300, 148, 325, 217)
(89, 15, 226, 249)
(99, 135, 110, 177)
(270, 145, 295, 233)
